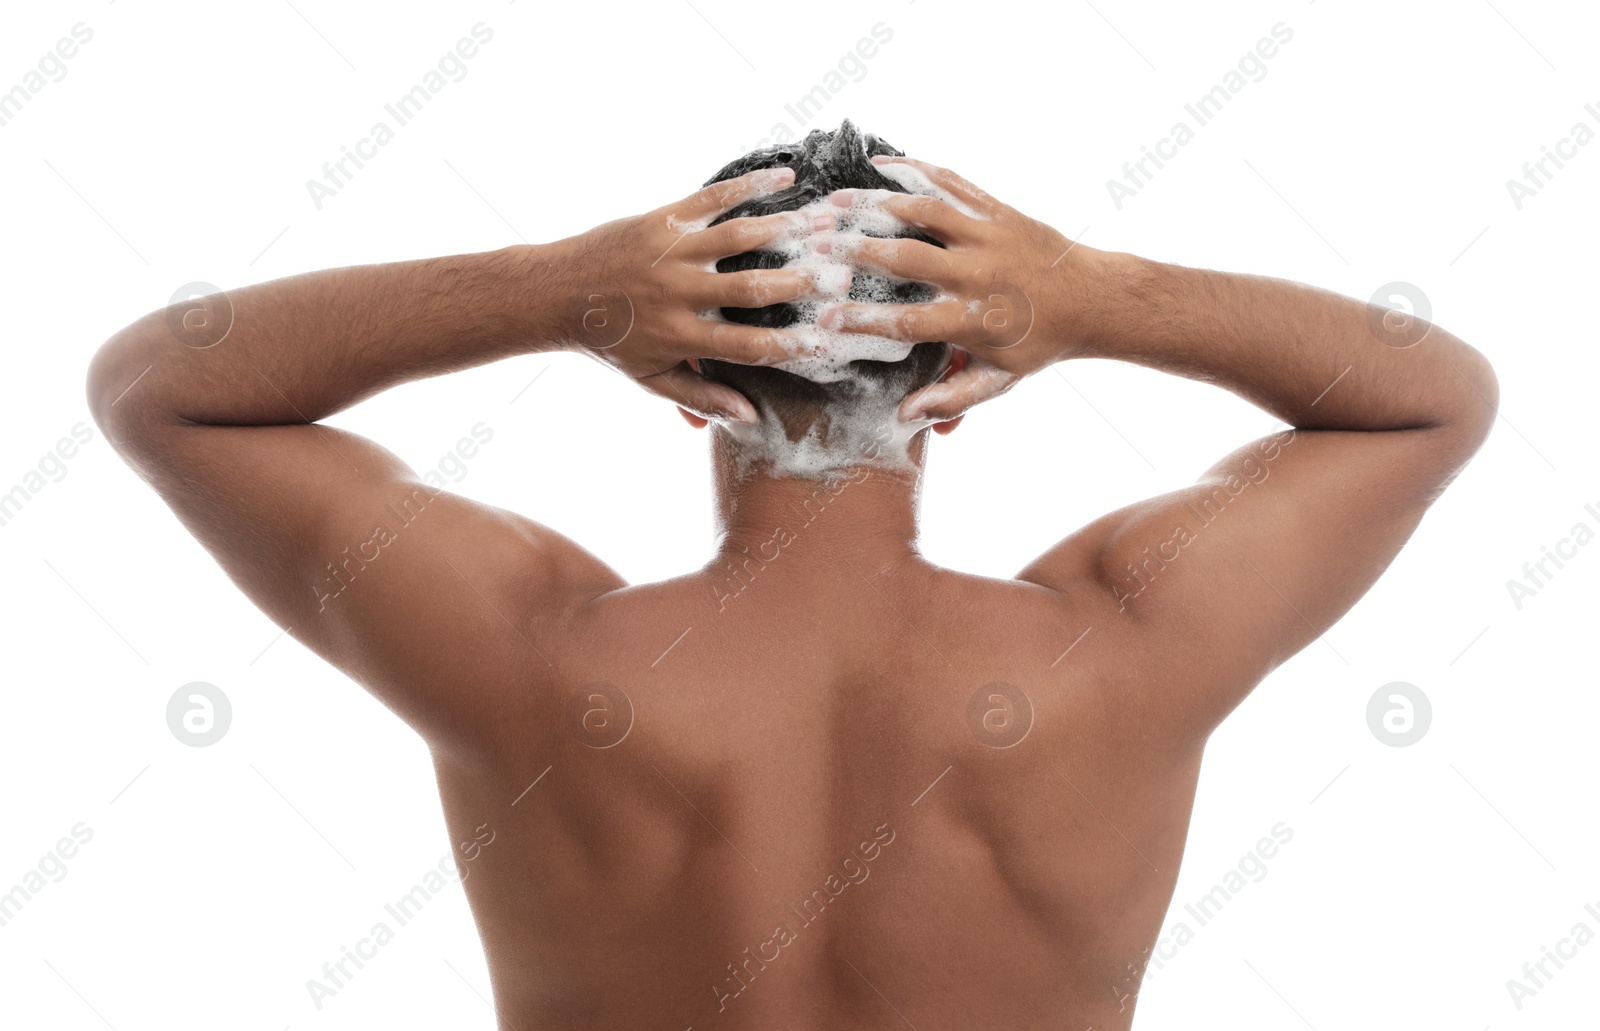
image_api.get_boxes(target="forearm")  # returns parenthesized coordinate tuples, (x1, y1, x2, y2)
(1071, 250, 1497, 434)
(88, 242, 570, 428)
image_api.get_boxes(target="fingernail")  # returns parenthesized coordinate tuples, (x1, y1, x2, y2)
(830, 190, 853, 207)
(817, 306, 840, 329)
(870, 155, 895, 165)
(813, 239, 832, 255)
(811, 213, 834, 231)
(769, 167, 795, 184)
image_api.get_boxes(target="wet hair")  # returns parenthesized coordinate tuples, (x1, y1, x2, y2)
(697, 119, 950, 433)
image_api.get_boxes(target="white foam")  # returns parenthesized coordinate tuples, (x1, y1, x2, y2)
(696, 191, 937, 383)
(872, 161, 990, 221)
(691, 167, 963, 475)
(715, 370, 942, 482)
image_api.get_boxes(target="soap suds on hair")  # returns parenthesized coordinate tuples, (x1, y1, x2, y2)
(716, 374, 941, 482)
(872, 161, 990, 221)
(698, 190, 936, 383)
(694, 119, 956, 478)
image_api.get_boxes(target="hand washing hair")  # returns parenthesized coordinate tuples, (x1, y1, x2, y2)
(696, 119, 954, 480)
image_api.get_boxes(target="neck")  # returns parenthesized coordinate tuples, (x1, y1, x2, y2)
(708, 427, 928, 569)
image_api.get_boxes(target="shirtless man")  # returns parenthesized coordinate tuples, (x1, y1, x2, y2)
(86, 123, 1496, 1029)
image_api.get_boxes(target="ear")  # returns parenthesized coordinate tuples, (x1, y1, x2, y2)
(678, 357, 711, 427)
(931, 347, 968, 434)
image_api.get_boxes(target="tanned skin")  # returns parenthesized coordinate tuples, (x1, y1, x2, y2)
(87, 158, 1496, 1029)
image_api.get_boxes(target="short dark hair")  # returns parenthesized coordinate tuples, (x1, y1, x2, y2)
(698, 120, 950, 433)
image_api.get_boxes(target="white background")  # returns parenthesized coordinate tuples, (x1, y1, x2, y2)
(1, 0, 1595, 1028)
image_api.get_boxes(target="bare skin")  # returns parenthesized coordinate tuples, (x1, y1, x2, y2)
(87, 160, 1497, 1029)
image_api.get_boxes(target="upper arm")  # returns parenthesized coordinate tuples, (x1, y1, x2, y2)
(92, 384, 622, 749)
(1019, 413, 1494, 736)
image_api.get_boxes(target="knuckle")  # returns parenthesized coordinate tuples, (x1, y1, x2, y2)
(719, 177, 751, 209)
(896, 309, 928, 340)
(901, 195, 936, 225)
(911, 244, 950, 281)
(716, 321, 745, 346)
(726, 219, 759, 252)
(742, 216, 778, 251)
(731, 327, 772, 363)
(731, 271, 768, 307)
(711, 320, 747, 352)
(887, 192, 916, 214)
(700, 182, 732, 214)
(753, 329, 788, 362)
(849, 237, 886, 272)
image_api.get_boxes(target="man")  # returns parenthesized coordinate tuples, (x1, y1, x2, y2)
(87, 121, 1496, 1029)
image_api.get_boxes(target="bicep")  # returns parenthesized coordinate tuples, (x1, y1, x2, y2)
(107, 415, 619, 741)
(118, 417, 454, 637)
(1023, 423, 1485, 733)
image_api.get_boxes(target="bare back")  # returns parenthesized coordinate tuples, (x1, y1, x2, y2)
(429, 553, 1200, 1030)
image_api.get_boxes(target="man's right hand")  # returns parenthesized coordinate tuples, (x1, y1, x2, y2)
(555, 165, 845, 424)
(816, 155, 1105, 423)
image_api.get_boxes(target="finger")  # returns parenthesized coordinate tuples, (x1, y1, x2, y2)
(869, 155, 999, 215)
(640, 362, 759, 424)
(840, 235, 962, 288)
(817, 298, 969, 345)
(683, 208, 823, 262)
(689, 265, 852, 311)
(836, 189, 985, 245)
(674, 166, 796, 226)
(692, 318, 810, 367)
(899, 353, 1019, 422)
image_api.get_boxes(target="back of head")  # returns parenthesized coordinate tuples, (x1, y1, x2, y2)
(697, 120, 951, 480)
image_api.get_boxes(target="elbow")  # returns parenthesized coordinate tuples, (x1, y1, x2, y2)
(1433, 340, 1498, 459)
(85, 332, 142, 434)
(85, 319, 169, 452)
(1453, 342, 1499, 444)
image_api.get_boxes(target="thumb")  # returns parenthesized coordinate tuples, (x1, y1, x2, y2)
(900, 354, 1019, 422)
(641, 363, 760, 425)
